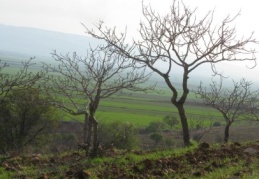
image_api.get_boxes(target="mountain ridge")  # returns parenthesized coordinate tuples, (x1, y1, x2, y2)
(0, 24, 99, 58)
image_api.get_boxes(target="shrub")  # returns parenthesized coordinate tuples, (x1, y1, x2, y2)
(98, 121, 140, 150)
(163, 115, 179, 129)
(149, 133, 163, 146)
(215, 134, 223, 143)
(145, 121, 166, 133)
(164, 137, 175, 148)
(195, 124, 203, 130)
(192, 133, 203, 142)
(213, 121, 221, 127)
(0, 88, 58, 153)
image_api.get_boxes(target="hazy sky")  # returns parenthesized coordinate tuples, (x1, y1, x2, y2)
(1, 0, 259, 83)
(1, 0, 258, 36)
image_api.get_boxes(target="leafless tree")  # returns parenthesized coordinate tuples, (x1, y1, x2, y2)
(195, 77, 259, 142)
(0, 58, 42, 100)
(85, 1, 258, 146)
(42, 45, 153, 157)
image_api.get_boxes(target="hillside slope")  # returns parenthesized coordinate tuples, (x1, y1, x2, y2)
(1, 141, 259, 178)
(0, 24, 99, 57)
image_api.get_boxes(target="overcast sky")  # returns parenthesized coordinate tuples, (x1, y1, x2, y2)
(1, 0, 259, 83)
(1, 0, 258, 36)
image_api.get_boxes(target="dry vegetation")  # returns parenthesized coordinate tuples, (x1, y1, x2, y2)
(1, 121, 259, 178)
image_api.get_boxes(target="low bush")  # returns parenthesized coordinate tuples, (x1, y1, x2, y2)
(149, 133, 163, 146)
(145, 121, 166, 133)
(0, 88, 58, 154)
(163, 115, 179, 129)
(213, 121, 221, 127)
(98, 121, 140, 150)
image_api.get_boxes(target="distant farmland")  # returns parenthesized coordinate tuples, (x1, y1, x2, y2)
(1, 52, 224, 127)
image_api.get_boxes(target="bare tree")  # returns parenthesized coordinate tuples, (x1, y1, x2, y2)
(195, 77, 259, 142)
(0, 58, 42, 100)
(85, 1, 258, 146)
(42, 45, 153, 157)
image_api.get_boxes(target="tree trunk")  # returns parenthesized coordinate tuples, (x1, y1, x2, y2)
(176, 104, 190, 146)
(86, 116, 92, 150)
(83, 113, 90, 156)
(88, 98, 100, 158)
(91, 118, 99, 158)
(166, 65, 190, 146)
(224, 122, 231, 143)
(83, 113, 89, 144)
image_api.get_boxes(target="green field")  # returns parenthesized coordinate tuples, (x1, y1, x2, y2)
(1, 54, 224, 127)
(64, 91, 223, 127)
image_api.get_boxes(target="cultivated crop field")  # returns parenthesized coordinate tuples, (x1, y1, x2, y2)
(1, 54, 224, 128)
(5, 52, 252, 143)
(95, 92, 223, 127)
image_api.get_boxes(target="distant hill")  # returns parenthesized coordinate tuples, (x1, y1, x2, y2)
(0, 24, 258, 87)
(0, 24, 100, 58)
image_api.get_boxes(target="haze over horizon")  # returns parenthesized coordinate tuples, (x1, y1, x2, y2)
(0, 23, 258, 88)
(1, 0, 259, 86)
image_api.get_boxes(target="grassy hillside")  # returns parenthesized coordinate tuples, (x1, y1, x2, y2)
(1, 141, 259, 178)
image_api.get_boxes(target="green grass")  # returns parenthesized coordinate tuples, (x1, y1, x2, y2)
(2, 142, 259, 178)
(2, 54, 225, 128)
(200, 160, 255, 179)
(61, 92, 224, 127)
(90, 143, 198, 165)
(0, 168, 13, 179)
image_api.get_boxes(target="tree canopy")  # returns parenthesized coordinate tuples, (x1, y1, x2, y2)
(85, 0, 258, 146)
